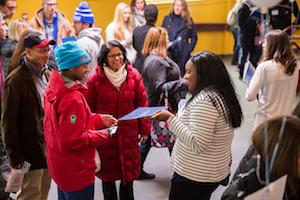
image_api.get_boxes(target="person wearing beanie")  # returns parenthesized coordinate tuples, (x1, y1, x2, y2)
(44, 41, 117, 199)
(73, 1, 104, 82)
(73, 1, 94, 36)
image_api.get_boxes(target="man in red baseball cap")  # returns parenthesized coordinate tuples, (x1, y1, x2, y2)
(2, 31, 55, 200)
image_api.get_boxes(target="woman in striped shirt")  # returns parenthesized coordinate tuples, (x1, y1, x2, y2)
(153, 51, 243, 200)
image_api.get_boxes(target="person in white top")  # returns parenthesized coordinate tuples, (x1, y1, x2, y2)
(153, 51, 243, 200)
(245, 29, 299, 129)
(106, 2, 137, 64)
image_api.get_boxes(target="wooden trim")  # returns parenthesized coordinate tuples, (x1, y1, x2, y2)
(195, 23, 230, 32)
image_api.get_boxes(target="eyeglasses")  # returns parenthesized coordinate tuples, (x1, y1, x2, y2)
(44, 3, 57, 7)
(107, 52, 123, 59)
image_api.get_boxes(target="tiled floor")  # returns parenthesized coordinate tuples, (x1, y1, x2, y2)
(47, 57, 299, 200)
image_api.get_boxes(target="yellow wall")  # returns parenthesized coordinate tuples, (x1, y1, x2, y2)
(11, 0, 300, 55)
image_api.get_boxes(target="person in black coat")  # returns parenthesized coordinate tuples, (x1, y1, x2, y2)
(162, 0, 197, 77)
(133, 4, 158, 74)
(237, 0, 262, 79)
(269, 0, 299, 33)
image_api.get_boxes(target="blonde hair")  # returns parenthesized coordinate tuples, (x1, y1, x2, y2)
(113, 3, 133, 40)
(8, 20, 31, 41)
(142, 27, 168, 59)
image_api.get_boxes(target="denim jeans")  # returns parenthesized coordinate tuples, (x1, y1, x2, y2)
(57, 183, 94, 200)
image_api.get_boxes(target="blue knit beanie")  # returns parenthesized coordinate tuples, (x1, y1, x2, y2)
(73, 2, 94, 24)
(55, 42, 91, 71)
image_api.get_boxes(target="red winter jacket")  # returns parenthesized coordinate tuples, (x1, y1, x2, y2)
(44, 70, 109, 192)
(87, 65, 150, 183)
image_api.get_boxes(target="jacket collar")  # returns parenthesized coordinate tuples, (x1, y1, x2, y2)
(45, 70, 87, 103)
(97, 64, 133, 79)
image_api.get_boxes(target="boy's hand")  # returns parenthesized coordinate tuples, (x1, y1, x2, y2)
(101, 114, 118, 127)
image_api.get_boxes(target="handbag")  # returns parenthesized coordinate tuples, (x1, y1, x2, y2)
(150, 91, 176, 148)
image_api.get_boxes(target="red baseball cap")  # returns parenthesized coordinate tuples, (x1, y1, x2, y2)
(24, 32, 56, 49)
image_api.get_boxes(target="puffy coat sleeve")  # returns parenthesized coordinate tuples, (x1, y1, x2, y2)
(86, 73, 98, 113)
(57, 94, 109, 150)
(91, 113, 106, 130)
(134, 71, 150, 137)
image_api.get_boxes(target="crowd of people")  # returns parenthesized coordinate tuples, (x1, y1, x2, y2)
(0, 0, 298, 200)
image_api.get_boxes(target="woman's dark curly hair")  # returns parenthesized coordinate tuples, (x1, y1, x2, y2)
(98, 40, 129, 67)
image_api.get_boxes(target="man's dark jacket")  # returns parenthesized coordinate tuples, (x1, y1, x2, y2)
(1, 62, 47, 170)
(133, 24, 154, 74)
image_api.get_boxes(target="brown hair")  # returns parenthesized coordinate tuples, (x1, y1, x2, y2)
(113, 3, 133, 41)
(142, 27, 168, 59)
(263, 29, 297, 76)
(170, 0, 193, 29)
(130, 0, 146, 12)
(252, 115, 300, 199)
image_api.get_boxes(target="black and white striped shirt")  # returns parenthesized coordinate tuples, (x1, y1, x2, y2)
(169, 88, 233, 182)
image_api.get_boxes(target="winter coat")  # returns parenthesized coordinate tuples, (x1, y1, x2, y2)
(44, 70, 109, 192)
(237, 3, 261, 51)
(30, 9, 75, 44)
(142, 55, 187, 112)
(222, 146, 300, 200)
(132, 24, 153, 74)
(1, 62, 47, 169)
(77, 28, 104, 80)
(86, 65, 150, 183)
(162, 13, 197, 76)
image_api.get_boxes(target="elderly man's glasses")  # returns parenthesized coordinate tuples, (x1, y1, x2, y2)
(45, 3, 57, 7)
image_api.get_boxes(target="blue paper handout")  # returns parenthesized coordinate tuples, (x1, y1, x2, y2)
(243, 60, 255, 86)
(118, 106, 167, 121)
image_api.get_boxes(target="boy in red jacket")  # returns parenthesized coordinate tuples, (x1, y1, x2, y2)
(44, 41, 117, 200)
